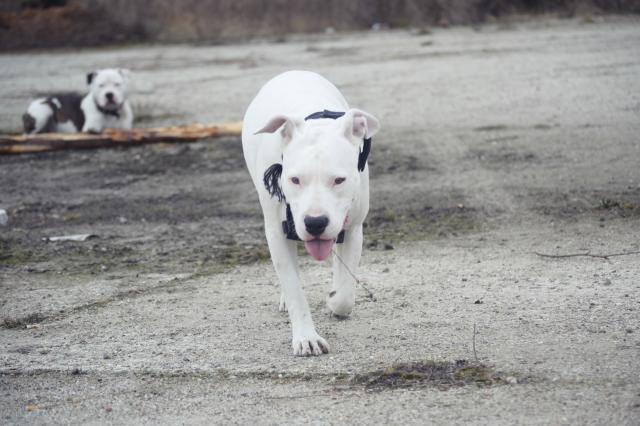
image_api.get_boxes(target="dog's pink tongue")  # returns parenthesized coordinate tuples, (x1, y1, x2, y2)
(304, 239, 334, 261)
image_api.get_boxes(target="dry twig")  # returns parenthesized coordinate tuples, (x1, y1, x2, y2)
(534, 250, 640, 260)
(472, 322, 479, 363)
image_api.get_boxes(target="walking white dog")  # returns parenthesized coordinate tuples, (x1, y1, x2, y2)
(242, 71, 380, 356)
(23, 68, 133, 134)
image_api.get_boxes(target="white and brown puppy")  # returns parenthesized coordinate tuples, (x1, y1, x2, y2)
(242, 70, 380, 356)
(23, 69, 134, 134)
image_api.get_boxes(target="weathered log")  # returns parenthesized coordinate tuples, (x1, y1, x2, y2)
(0, 122, 243, 155)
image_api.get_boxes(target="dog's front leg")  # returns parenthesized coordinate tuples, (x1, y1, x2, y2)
(263, 209, 329, 356)
(121, 103, 134, 130)
(82, 115, 104, 134)
(329, 224, 362, 317)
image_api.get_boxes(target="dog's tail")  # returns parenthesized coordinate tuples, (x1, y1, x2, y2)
(22, 112, 36, 134)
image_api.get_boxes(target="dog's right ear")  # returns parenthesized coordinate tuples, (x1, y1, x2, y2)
(342, 108, 380, 142)
(86, 71, 97, 85)
(118, 68, 131, 82)
(254, 115, 302, 144)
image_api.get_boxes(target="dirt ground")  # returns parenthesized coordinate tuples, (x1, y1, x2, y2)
(1, 16, 639, 425)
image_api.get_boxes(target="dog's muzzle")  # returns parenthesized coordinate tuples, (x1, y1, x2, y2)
(281, 204, 346, 244)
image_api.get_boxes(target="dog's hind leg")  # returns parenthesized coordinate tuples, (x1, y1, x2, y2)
(328, 224, 362, 317)
(262, 202, 329, 356)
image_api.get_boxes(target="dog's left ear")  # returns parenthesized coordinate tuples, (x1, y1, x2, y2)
(118, 68, 131, 82)
(86, 71, 97, 85)
(342, 108, 380, 143)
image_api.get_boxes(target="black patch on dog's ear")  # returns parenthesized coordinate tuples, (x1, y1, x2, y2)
(86, 72, 97, 85)
(263, 163, 284, 202)
(358, 137, 372, 172)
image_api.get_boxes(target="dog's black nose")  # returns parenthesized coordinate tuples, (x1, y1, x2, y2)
(304, 215, 329, 236)
(105, 92, 114, 101)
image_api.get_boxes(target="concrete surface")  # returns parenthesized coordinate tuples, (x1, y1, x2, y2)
(1, 16, 639, 425)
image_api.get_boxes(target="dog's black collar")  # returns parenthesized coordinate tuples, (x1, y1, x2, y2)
(96, 103, 121, 119)
(264, 109, 372, 244)
(304, 110, 345, 121)
(304, 109, 372, 173)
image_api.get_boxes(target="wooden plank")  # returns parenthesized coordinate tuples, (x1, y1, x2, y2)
(0, 122, 243, 155)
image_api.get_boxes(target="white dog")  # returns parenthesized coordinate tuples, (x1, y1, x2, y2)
(242, 71, 380, 356)
(22, 69, 133, 134)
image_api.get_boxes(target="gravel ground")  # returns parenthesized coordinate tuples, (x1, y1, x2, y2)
(1, 16, 639, 425)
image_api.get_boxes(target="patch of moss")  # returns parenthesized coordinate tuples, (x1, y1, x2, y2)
(217, 244, 270, 266)
(0, 248, 38, 267)
(352, 359, 507, 390)
(2, 312, 47, 329)
(596, 198, 638, 211)
(365, 204, 479, 246)
(597, 198, 621, 209)
(381, 208, 397, 222)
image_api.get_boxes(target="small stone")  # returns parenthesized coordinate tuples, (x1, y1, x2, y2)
(505, 376, 518, 385)
(602, 278, 612, 286)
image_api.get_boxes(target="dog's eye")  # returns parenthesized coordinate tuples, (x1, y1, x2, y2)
(290, 177, 300, 185)
(334, 177, 346, 185)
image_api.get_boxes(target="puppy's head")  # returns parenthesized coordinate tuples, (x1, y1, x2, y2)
(87, 68, 130, 112)
(256, 109, 380, 261)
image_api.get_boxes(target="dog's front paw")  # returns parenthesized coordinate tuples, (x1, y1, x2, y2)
(292, 330, 330, 356)
(327, 290, 355, 317)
